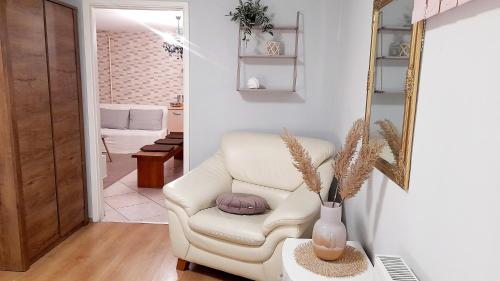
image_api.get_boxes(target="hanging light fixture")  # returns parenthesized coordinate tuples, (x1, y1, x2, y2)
(163, 15, 183, 59)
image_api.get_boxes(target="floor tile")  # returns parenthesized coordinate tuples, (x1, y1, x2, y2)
(138, 188, 167, 207)
(104, 192, 150, 209)
(116, 202, 168, 221)
(103, 181, 135, 198)
(151, 197, 167, 207)
(102, 207, 128, 222)
(138, 188, 165, 200)
(104, 203, 113, 211)
(140, 212, 169, 224)
(120, 170, 138, 190)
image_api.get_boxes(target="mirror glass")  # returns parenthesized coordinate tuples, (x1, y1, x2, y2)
(369, 0, 413, 165)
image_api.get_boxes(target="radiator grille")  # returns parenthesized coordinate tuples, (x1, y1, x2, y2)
(376, 255, 419, 281)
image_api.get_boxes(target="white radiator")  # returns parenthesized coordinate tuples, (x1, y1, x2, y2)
(373, 255, 419, 281)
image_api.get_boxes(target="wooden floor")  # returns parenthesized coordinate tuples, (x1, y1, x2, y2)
(0, 223, 249, 281)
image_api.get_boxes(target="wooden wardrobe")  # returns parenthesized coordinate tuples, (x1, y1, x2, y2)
(0, 0, 87, 271)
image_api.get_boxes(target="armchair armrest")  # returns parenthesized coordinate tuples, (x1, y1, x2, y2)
(163, 151, 232, 216)
(262, 160, 333, 235)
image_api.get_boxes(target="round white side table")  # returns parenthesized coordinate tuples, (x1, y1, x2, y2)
(282, 239, 373, 281)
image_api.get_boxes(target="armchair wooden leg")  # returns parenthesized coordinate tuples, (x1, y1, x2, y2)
(176, 258, 190, 271)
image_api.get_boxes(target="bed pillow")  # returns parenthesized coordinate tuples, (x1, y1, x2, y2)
(100, 108, 129, 129)
(216, 193, 270, 215)
(129, 109, 163, 130)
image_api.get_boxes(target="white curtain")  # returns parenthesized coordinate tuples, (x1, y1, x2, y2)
(412, 0, 473, 23)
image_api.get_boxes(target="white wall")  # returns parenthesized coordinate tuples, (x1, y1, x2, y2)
(333, 0, 500, 280)
(188, 0, 341, 166)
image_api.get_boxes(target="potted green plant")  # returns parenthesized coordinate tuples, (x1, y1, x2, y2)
(227, 0, 274, 42)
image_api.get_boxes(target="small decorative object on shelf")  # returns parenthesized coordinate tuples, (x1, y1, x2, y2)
(389, 39, 402, 57)
(399, 42, 410, 57)
(247, 77, 260, 89)
(227, 0, 274, 42)
(403, 13, 412, 27)
(282, 119, 383, 261)
(265, 40, 281, 56)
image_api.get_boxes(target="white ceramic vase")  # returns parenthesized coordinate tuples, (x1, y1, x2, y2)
(247, 77, 260, 89)
(312, 202, 347, 261)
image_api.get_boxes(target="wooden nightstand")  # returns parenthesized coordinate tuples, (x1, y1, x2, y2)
(282, 239, 373, 281)
(168, 106, 183, 133)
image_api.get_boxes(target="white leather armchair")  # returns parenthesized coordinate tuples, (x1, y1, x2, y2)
(163, 132, 334, 281)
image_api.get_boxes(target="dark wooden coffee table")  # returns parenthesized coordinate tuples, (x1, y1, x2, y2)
(132, 145, 183, 188)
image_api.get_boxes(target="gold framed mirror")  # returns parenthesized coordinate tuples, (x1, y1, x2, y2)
(365, 0, 425, 190)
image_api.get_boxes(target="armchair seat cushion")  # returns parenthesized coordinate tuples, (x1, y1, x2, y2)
(188, 207, 270, 246)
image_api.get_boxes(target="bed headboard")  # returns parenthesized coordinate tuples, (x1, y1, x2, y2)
(100, 103, 168, 130)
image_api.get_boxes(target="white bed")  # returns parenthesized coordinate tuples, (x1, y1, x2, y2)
(100, 103, 168, 154)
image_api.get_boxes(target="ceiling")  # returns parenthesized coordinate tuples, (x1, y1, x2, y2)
(95, 9, 183, 34)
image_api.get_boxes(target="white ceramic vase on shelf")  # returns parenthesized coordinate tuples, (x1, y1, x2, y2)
(247, 77, 260, 89)
(312, 202, 347, 261)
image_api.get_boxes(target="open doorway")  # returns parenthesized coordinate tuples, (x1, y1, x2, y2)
(91, 8, 186, 223)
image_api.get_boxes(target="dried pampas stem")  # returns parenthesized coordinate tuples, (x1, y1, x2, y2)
(282, 129, 324, 206)
(333, 119, 384, 206)
(332, 119, 365, 203)
(375, 119, 402, 161)
(339, 138, 384, 205)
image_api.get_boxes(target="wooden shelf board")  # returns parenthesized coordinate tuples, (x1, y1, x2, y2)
(244, 26, 298, 31)
(376, 56, 409, 60)
(238, 88, 295, 94)
(378, 26, 411, 32)
(239, 55, 297, 59)
(374, 90, 405, 95)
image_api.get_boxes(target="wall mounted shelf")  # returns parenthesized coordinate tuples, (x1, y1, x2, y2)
(374, 90, 405, 95)
(236, 11, 300, 94)
(378, 26, 411, 32)
(238, 89, 294, 94)
(246, 26, 298, 31)
(239, 55, 297, 59)
(376, 56, 409, 61)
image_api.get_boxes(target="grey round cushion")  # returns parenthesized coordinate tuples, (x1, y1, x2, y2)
(216, 193, 270, 215)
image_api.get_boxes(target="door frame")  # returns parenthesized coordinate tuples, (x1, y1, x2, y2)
(80, 0, 190, 221)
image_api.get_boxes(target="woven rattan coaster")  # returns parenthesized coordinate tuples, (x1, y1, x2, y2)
(294, 241, 368, 277)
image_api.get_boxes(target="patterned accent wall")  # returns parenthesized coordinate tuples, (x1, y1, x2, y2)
(97, 32, 111, 103)
(97, 31, 183, 105)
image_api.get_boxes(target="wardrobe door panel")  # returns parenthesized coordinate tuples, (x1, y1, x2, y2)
(0, 27, 25, 270)
(4, 0, 60, 261)
(44, 0, 86, 236)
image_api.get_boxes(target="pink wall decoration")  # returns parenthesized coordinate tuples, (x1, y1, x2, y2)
(97, 31, 183, 106)
(412, 0, 475, 23)
(440, 0, 458, 13)
(412, 0, 427, 23)
(425, 0, 441, 18)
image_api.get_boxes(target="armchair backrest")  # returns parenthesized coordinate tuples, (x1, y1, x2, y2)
(221, 132, 334, 208)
